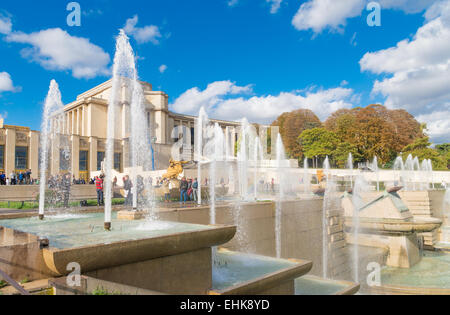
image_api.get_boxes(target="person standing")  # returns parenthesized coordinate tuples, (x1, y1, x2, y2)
(62, 173, 71, 208)
(180, 177, 188, 204)
(123, 175, 133, 206)
(95, 176, 104, 206)
(192, 178, 198, 202)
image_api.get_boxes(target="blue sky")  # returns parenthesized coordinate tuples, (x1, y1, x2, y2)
(0, 0, 449, 143)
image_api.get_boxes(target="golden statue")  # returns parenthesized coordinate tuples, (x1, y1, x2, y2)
(162, 159, 190, 180)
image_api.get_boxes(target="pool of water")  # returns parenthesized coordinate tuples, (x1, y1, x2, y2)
(295, 276, 350, 295)
(212, 250, 296, 291)
(381, 251, 450, 289)
(0, 213, 214, 250)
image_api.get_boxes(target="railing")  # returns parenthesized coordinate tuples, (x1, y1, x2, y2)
(0, 269, 31, 295)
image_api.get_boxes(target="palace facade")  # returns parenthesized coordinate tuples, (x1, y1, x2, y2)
(0, 80, 242, 180)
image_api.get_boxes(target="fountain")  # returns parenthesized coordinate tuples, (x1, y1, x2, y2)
(393, 156, 405, 188)
(347, 153, 353, 189)
(195, 107, 208, 205)
(274, 134, 286, 259)
(303, 158, 310, 195)
(372, 156, 380, 192)
(38, 80, 66, 221)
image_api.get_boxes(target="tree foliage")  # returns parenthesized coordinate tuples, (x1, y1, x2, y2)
(272, 109, 322, 160)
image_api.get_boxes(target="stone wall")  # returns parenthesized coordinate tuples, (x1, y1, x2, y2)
(156, 198, 350, 280)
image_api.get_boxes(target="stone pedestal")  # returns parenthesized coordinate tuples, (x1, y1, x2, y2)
(117, 210, 146, 221)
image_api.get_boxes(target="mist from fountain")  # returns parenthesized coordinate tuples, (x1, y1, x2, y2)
(39, 80, 65, 220)
(394, 156, 405, 189)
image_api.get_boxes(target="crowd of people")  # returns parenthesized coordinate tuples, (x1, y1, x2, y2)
(0, 169, 35, 185)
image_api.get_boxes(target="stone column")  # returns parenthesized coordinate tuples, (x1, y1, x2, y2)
(89, 137, 98, 174)
(5, 128, 15, 175)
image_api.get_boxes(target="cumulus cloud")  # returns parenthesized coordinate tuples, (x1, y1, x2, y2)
(0, 72, 17, 93)
(361, 0, 450, 142)
(171, 81, 356, 123)
(6, 28, 110, 79)
(0, 15, 12, 35)
(124, 15, 162, 45)
(292, 0, 435, 34)
(292, 0, 366, 33)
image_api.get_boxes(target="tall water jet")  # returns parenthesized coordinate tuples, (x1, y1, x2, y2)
(428, 159, 435, 189)
(303, 158, 310, 194)
(196, 107, 208, 205)
(38, 80, 65, 220)
(351, 175, 369, 283)
(275, 134, 286, 258)
(322, 156, 331, 278)
(104, 30, 138, 230)
(253, 137, 263, 200)
(237, 119, 249, 200)
(394, 156, 405, 188)
(347, 153, 353, 189)
(372, 156, 379, 191)
(413, 156, 420, 191)
(404, 154, 414, 191)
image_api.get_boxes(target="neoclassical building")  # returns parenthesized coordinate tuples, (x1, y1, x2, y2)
(0, 80, 242, 180)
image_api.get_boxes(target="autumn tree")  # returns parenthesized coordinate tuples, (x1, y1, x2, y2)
(272, 109, 322, 161)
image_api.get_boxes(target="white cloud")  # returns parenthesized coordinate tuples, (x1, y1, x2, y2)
(292, 0, 365, 33)
(0, 15, 12, 35)
(5, 28, 110, 79)
(0, 72, 16, 92)
(267, 0, 283, 13)
(416, 110, 450, 143)
(227, 0, 282, 13)
(124, 15, 162, 45)
(159, 64, 168, 73)
(292, 0, 435, 34)
(378, 0, 435, 13)
(171, 81, 356, 123)
(360, 0, 450, 142)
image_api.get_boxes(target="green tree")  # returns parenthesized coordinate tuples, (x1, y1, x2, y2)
(333, 142, 363, 168)
(402, 137, 447, 170)
(298, 128, 338, 161)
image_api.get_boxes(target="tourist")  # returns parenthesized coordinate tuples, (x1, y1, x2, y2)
(187, 179, 193, 201)
(10, 171, 16, 185)
(61, 173, 71, 208)
(95, 175, 104, 206)
(6, 177, 10, 186)
(123, 175, 133, 206)
(192, 178, 198, 202)
(18, 172, 24, 185)
(113, 176, 117, 187)
(26, 169, 32, 185)
(180, 177, 188, 204)
(0, 172, 5, 185)
(271, 178, 275, 193)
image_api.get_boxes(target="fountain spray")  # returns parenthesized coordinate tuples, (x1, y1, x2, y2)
(39, 80, 65, 220)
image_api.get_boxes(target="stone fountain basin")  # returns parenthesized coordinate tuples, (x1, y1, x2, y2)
(0, 214, 236, 277)
(210, 248, 312, 295)
(43, 225, 236, 276)
(344, 217, 442, 235)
